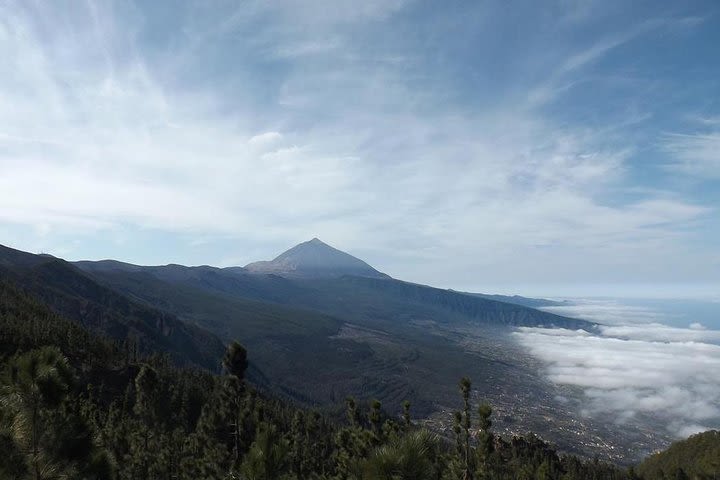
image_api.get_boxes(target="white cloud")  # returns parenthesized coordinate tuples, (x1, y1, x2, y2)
(528, 17, 684, 107)
(0, 0, 714, 285)
(248, 131, 284, 149)
(515, 299, 720, 438)
(662, 132, 720, 179)
(542, 300, 670, 325)
(600, 323, 720, 343)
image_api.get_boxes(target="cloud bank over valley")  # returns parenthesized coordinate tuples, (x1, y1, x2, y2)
(514, 299, 720, 439)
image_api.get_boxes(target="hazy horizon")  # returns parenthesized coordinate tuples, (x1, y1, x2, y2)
(5, 238, 720, 300)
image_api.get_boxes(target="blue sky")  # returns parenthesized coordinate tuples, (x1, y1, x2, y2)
(1, 0, 718, 295)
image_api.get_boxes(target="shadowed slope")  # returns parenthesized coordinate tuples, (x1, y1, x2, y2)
(0, 244, 225, 370)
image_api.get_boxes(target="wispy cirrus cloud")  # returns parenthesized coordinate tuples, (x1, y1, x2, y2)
(0, 0, 716, 289)
(662, 132, 720, 179)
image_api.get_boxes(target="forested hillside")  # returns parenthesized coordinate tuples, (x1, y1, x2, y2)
(637, 430, 720, 479)
(3, 278, 714, 479)
(0, 279, 640, 479)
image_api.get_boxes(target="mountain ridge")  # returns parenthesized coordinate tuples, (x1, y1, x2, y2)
(5, 241, 655, 461)
(71, 242, 594, 331)
(0, 244, 225, 370)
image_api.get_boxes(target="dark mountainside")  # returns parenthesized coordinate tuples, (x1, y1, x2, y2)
(456, 291, 568, 309)
(0, 240, 672, 464)
(76, 239, 590, 331)
(300, 275, 590, 329)
(70, 240, 667, 464)
(70, 240, 597, 418)
(0, 244, 225, 370)
(0, 282, 596, 478)
(1, 278, 714, 479)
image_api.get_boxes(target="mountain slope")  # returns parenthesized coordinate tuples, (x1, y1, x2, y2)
(456, 291, 568, 308)
(245, 238, 390, 279)
(76, 242, 591, 332)
(0, 244, 225, 370)
(297, 276, 591, 330)
(0, 281, 633, 480)
(70, 263, 414, 407)
(71, 242, 595, 417)
(6, 241, 647, 461)
(78, 266, 342, 340)
(637, 430, 720, 479)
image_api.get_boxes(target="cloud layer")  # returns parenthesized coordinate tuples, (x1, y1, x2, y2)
(515, 300, 720, 438)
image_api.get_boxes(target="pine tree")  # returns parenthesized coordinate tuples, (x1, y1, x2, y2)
(134, 364, 160, 430)
(134, 364, 160, 476)
(222, 341, 249, 381)
(369, 399, 383, 436)
(346, 396, 360, 427)
(0, 346, 73, 480)
(0, 347, 114, 479)
(459, 377, 474, 480)
(240, 423, 289, 480)
(475, 402, 493, 479)
(222, 340, 249, 466)
(402, 400, 411, 429)
(362, 429, 441, 480)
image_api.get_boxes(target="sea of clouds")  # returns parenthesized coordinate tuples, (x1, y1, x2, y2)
(514, 300, 720, 438)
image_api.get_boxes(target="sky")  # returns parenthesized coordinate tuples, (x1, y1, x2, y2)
(1, 0, 719, 296)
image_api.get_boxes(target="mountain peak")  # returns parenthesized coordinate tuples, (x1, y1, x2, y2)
(244, 239, 389, 279)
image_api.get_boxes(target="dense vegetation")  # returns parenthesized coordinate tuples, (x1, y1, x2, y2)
(2, 279, 688, 480)
(637, 430, 720, 479)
